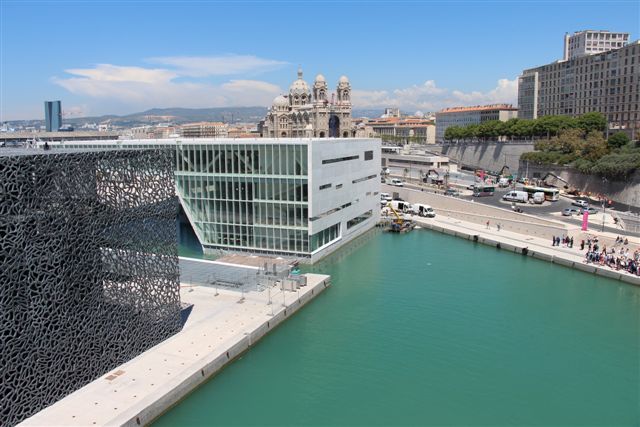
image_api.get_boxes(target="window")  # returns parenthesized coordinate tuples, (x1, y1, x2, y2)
(319, 183, 331, 190)
(352, 174, 377, 184)
(322, 155, 359, 164)
(335, 184, 343, 189)
(310, 223, 340, 250)
(347, 210, 373, 229)
(364, 150, 374, 161)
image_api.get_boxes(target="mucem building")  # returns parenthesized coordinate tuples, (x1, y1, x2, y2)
(0, 148, 181, 426)
(51, 138, 381, 263)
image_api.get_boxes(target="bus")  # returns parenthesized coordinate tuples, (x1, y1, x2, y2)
(473, 185, 495, 197)
(521, 185, 560, 201)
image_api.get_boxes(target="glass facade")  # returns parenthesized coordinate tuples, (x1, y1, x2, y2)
(309, 223, 340, 251)
(44, 101, 62, 132)
(175, 143, 312, 255)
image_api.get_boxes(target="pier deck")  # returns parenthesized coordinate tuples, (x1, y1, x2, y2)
(20, 273, 330, 426)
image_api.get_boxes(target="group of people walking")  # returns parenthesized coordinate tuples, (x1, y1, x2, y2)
(552, 235, 573, 247)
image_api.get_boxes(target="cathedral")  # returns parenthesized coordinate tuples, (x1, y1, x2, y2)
(261, 69, 354, 138)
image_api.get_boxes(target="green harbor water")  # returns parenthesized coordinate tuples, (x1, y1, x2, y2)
(163, 228, 640, 426)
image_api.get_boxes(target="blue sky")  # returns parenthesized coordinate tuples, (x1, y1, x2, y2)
(1, 0, 638, 120)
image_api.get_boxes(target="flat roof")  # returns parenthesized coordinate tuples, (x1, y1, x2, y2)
(0, 131, 120, 140)
(39, 137, 381, 147)
(438, 104, 517, 114)
(0, 147, 132, 157)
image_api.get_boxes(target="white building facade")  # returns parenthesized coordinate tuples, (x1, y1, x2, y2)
(564, 30, 630, 60)
(49, 138, 380, 263)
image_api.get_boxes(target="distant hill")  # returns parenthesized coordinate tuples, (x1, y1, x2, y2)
(5, 106, 387, 128)
(65, 107, 269, 126)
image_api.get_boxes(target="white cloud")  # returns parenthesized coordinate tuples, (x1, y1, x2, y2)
(147, 55, 287, 77)
(52, 58, 285, 111)
(353, 78, 518, 112)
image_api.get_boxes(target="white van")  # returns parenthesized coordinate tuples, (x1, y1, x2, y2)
(532, 192, 545, 204)
(380, 192, 392, 206)
(502, 190, 528, 203)
(391, 178, 404, 187)
(390, 200, 412, 213)
(410, 203, 436, 218)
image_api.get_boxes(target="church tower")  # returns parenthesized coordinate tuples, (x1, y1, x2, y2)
(313, 74, 328, 104)
(336, 75, 351, 104)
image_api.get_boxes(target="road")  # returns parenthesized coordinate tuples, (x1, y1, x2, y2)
(387, 169, 640, 237)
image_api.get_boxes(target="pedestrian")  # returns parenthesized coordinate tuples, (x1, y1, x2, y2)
(570, 237, 574, 248)
(552, 236, 556, 246)
(486, 220, 490, 229)
(497, 223, 501, 232)
(580, 239, 585, 250)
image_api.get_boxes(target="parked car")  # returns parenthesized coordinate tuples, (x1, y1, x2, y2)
(580, 207, 598, 215)
(466, 184, 476, 190)
(391, 178, 404, 187)
(444, 188, 460, 197)
(572, 199, 589, 208)
(562, 207, 581, 216)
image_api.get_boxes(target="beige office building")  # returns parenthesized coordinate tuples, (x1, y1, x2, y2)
(518, 38, 639, 138)
(181, 122, 229, 138)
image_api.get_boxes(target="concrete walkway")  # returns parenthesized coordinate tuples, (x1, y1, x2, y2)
(20, 274, 330, 427)
(414, 215, 640, 286)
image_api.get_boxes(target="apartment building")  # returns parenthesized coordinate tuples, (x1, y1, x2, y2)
(435, 104, 518, 142)
(518, 39, 639, 137)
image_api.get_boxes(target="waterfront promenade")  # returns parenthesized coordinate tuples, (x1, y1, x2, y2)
(20, 273, 330, 427)
(414, 215, 640, 286)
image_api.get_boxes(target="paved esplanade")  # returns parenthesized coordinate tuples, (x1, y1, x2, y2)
(20, 273, 330, 426)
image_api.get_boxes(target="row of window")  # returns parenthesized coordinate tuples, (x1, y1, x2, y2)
(310, 223, 340, 251)
(185, 199, 309, 228)
(199, 224, 310, 254)
(176, 176, 308, 203)
(347, 210, 373, 229)
(176, 144, 308, 176)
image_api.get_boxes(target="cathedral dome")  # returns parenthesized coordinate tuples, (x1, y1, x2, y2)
(315, 74, 326, 83)
(339, 75, 349, 84)
(289, 68, 311, 95)
(272, 95, 288, 108)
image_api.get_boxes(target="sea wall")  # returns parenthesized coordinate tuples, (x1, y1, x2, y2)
(425, 141, 535, 173)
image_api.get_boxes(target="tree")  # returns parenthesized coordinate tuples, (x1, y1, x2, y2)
(581, 131, 609, 161)
(576, 112, 606, 133)
(607, 132, 630, 149)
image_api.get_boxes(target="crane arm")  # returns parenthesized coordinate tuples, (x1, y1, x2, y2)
(386, 202, 403, 225)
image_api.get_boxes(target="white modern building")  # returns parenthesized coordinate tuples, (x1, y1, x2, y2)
(435, 104, 518, 142)
(47, 138, 380, 263)
(564, 30, 630, 60)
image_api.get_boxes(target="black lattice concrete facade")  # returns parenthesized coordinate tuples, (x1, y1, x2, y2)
(0, 149, 181, 426)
